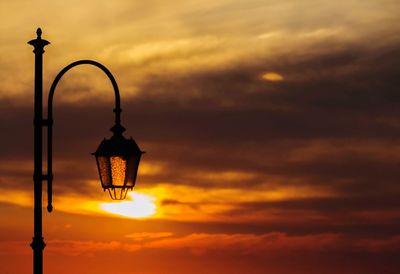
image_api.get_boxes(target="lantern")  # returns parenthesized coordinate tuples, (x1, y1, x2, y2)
(93, 124, 144, 200)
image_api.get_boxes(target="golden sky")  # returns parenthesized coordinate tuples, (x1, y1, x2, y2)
(1, 0, 400, 273)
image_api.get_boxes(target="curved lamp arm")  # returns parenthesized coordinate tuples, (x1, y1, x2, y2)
(46, 60, 124, 212)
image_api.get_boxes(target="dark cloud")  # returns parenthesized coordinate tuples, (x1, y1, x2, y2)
(1, 38, 400, 223)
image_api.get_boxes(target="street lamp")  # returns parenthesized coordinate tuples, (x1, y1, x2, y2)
(28, 28, 144, 274)
(93, 127, 143, 200)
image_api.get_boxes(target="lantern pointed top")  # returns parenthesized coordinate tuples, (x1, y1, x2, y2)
(110, 123, 126, 136)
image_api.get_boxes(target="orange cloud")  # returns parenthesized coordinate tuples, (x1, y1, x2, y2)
(47, 240, 139, 256)
(41, 232, 400, 256)
(125, 232, 174, 241)
(261, 72, 284, 82)
(144, 232, 343, 255)
(41, 232, 344, 256)
(354, 235, 400, 252)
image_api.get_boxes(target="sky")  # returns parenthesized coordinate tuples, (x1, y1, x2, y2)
(1, 0, 400, 273)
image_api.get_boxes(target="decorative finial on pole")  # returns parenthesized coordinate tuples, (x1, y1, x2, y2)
(36, 28, 42, 39)
(28, 28, 50, 53)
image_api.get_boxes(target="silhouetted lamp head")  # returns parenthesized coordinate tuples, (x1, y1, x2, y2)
(92, 124, 144, 200)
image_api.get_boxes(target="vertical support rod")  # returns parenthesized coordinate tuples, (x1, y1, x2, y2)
(28, 28, 49, 274)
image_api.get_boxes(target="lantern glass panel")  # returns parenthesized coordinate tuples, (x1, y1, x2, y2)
(110, 156, 126, 186)
(96, 156, 111, 187)
(125, 154, 141, 187)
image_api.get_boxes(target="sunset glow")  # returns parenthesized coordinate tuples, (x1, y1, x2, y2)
(100, 192, 156, 218)
(1, 0, 400, 273)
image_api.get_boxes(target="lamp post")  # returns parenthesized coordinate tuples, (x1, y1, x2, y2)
(28, 28, 144, 274)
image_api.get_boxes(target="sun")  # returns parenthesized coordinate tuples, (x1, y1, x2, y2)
(99, 192, 157, 218)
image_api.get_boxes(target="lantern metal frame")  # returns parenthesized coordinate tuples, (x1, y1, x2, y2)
(28, 28, 143, 274)
(92, 129, 144, 200)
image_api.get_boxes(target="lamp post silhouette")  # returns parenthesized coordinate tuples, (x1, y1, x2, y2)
(28, 28, 144, 274)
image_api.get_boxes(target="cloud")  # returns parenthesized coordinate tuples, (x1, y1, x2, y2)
(355, 235, 400, 252)
(48, 240, 128, 256)
(1, 2, 400, 256)
(125, 232, 174, 241)
(143, 232, 343, 255)
(17, 232, 398, 257)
